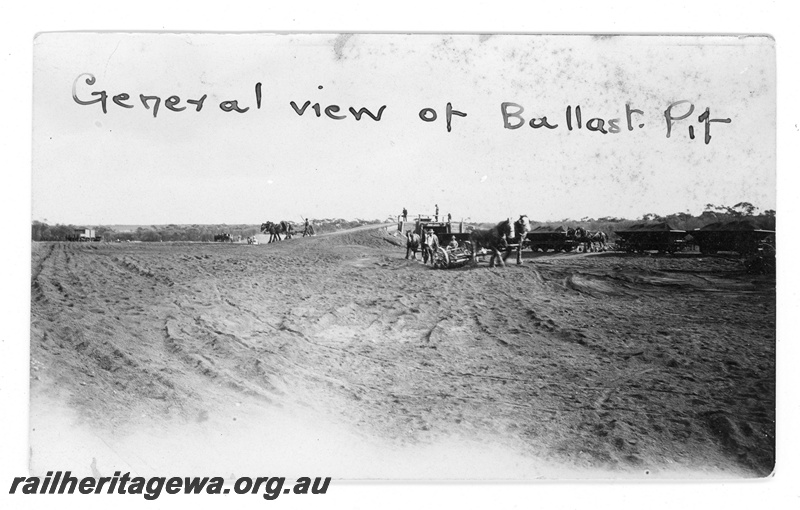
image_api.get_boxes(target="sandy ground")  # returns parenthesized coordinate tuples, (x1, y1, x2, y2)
(29, 227, 775, 479)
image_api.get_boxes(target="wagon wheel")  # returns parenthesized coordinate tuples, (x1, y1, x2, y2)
(432, 247, 450, 269)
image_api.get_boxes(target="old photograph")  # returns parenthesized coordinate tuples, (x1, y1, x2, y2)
(29, 32, 775, 480)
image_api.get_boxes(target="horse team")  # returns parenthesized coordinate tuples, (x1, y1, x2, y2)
(406, 216, 609, 268)
(406, 216, 532, 268)
(260, 221, 295, 243)
(565, 227, 609, 253)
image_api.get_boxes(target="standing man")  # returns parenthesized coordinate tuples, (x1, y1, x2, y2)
(425, 229, 440, 265)
(421, 228, 430, 264)
(402, 207, 408, 222)
(435, 204, 439, 222)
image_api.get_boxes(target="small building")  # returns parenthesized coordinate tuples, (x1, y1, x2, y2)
(68, 227, 99, 242)
(75, 228, 96, 240)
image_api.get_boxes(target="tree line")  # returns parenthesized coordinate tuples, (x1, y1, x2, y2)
(477, 202, 776, 236)
(31, 218, 386, 242)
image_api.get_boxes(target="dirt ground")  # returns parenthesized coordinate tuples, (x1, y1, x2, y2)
(29, 226, 775, 479)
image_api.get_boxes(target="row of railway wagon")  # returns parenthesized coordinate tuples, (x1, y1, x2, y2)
(400, 217, 775, 265)
(613, 220, 775, 255)
(519, 221, 775, 256)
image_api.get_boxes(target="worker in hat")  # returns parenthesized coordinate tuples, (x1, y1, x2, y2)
(424, 229, 440, 264)
(447, 235, 459, 251)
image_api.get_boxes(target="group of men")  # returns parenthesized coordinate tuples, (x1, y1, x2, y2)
(406, 228, 461, 265)
(422, 229, 439, 264)
(401, 205, 452, 224)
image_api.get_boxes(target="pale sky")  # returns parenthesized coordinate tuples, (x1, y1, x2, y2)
(32, 33, 775, 224)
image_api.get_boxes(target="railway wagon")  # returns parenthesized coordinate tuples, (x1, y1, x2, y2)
(614, 222, 687, 254)
(689, 221, 775, 255)
(525, 226, 578, 252)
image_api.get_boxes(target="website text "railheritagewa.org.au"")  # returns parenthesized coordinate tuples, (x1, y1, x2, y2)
(9, 472, 331, 501)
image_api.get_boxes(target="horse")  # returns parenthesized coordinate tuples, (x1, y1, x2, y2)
(405, 230, 422, 260)
(282, 221, 295, 240)
(214, 233, 232, 243)
(588, 230, 608, 252)
(468, 219, 514, 267)
(260, 222, 276, 242)
(261, 221, 294, 243)
(505, 215, 531, 265)
(571, 228, 607, 252)
(260, 221, 283, 243)
(573, 226, 593, 252)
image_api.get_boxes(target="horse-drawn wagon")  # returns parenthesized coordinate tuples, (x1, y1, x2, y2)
(431, 244, 475, 269)
(428, 218, 521, 269)
(404, 216, 533, 269)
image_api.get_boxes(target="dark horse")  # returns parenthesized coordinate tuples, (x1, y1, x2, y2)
(468, 219, 514, 267)
(568, 227, 607, 252)
(260, 221, 294, 243)
(282, 221, 295, 240)
(574, 227, 589, 252)
(589, 230, 608, 252)
(568, 226, 594, 252)
(405, 230, 422, 260)
(260, 222, 278, 242)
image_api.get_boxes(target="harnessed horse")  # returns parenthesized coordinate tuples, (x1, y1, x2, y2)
(469, 219, 514, 267)
(281, 221, 294, 240)
(405, 231, 422, 260)
(505, 215, 531, 265)
(573, 227, 592, 252)
(260, 221, 294, 242)
(589, 230, 608, 252)
(260, 222, 279, 243)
